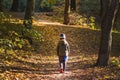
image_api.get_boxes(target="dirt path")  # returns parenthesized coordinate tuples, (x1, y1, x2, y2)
(34, 19, 63, 27)
(31, 18, 95, 80)
(27, 16, 99, 80)
(13, 54, 96, 80)
(0, 54, 96, 80)
(0, 52, 118, 80)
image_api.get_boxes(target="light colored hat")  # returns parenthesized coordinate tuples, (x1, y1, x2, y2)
(60, 33, 66, 39)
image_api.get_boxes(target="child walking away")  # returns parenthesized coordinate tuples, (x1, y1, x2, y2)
(57, 34, 70, 73)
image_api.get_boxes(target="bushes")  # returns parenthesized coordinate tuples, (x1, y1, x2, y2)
(22, 28, 44, 43)
(0, 26, 43, 52)
(69, 13, 96, 29)
(0, 12, 12, 24)
(111, 57, 120, 68)
(0, 12, 43, 53)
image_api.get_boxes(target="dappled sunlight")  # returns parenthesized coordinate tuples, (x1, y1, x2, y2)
(33, 20, 62, 27)
(0, 0, 120, 79)
(0, 16, 120, 79)
(0, 52, 119, 79)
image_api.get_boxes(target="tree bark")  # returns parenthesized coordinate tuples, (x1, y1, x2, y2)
(24, 0, 35, 29)
(10, 0, 19, 12)
(64, 0, 70, 25)
(100, 0, 103, 16)
(24, 0, 35, 20)
(96, 0, 119, 66)
(0, 0, 3, 12)
(70, 0, 76, 11)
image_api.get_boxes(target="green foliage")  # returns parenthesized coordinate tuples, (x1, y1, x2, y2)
(69, 13, 96, 29)
(69, 13, 87, 25)
(0, 25, 43, 52)
(41, 1, 48, 8)
(8, 31, 30, 50)
(39, 0, 55, 12)
(88, 16, 95, 29)
(0, 12, 43, 52)
(22, 28, 44, 42)
(111, 57, 120, 69)
(0, 12, 12, 24)
(0, 26, 44, 51)
(0, 31, 31, 53)
(23, 19, 33, 29)
(0, 39, 12, 53)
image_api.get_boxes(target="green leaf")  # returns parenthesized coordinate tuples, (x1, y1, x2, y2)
(18, 43, 23, 49)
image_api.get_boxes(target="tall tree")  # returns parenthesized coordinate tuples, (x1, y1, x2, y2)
(10, 0, 19, 12)
(70, 0, 76, 11)
(96, 0, 119, 66)
(64, 0, 70, 25)
(24, 0, 35, 29)
(0, 0, 3, 12)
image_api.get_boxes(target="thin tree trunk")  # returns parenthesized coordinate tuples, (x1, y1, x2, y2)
(24, 0, 35, 29)
(96, 0, 119, 66)
(64, 0, 70, 25)
(70, 0, 76, 11)
(10, 0, 19, 12)
(0, 0, 3, 12)
(100, 0, 103, 16)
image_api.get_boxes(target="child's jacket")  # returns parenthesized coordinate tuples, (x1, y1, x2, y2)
(57, 39, 70, 57)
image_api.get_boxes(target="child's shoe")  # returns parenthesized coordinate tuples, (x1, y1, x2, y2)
(60, 68, 63, 73)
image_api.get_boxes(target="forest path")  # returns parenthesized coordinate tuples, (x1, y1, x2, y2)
(31, 14, 95, 80)
(17, 54, 96, 80)
(9, 12, 83, 28)
(34, 19, 63, 27)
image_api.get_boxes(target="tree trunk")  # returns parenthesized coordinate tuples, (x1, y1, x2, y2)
(10, 0, 19, 12)
(76, 0, 80, 13)
(96, 0, 119, 66)
(100, 0, 103, 16)
(24, 0, 35, 29)
(64, 0, 70, 25)
(70, 0, 76, 11)
(0, 0, 3, 12)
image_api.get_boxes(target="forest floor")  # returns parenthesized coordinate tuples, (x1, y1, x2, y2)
(0, 53, 119, 80)
(0, 12, 120, 80)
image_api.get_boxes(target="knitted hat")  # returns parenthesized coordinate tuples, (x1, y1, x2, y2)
(60, 33, 66, 39)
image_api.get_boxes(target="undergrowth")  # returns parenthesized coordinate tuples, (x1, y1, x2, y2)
(0, 12, 43, 62)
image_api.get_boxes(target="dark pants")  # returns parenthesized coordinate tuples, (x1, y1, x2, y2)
(59, 56, 67, 71)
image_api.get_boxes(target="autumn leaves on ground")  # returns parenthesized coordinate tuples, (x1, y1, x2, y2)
(0, 13, 120, 80)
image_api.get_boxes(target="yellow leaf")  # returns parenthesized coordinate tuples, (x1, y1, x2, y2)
(118, 64, 120, 68)
(104, 75, 110, 79)
(18, 44, 22, 49)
